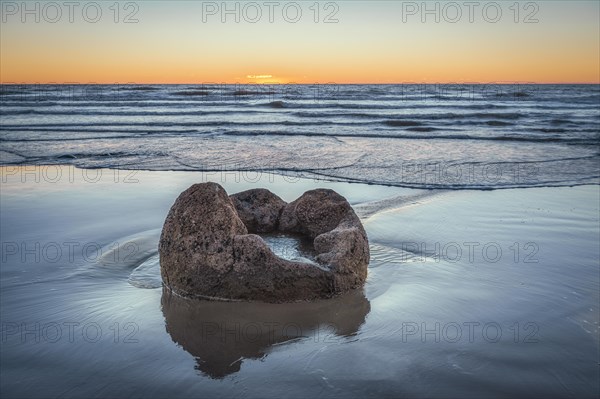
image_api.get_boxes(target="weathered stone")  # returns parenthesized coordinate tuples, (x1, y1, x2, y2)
(159, 183, 370, 302)
(280, 189, 370, 291)
(280, 189, 355, 238)
(230, 189, 286, 233)
(159, 182, 247, 298)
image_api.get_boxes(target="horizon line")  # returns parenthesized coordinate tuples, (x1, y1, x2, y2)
(1, 81, 599, 85)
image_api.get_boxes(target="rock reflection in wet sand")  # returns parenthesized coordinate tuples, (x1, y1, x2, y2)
(161, 287, 370, 378)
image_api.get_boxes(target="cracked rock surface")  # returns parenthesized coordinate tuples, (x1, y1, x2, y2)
(159, 182, 369, 302)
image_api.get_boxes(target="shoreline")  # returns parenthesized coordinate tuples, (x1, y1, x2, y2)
(1, 163, 598, 191)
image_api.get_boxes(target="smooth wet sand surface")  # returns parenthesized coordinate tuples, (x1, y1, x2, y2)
(1, 166, 598, 398)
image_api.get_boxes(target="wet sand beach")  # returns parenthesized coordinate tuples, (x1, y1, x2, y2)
(1, 166, 598, 398)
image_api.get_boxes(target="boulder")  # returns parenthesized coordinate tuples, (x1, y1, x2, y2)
(279, 189, 355, 238)
(159, 183, 369, 302)
(230, 189, 286, 233)
(159, 182, 246, 298)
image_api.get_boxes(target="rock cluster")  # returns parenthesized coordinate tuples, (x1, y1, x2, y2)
(159, 182, 369, 302)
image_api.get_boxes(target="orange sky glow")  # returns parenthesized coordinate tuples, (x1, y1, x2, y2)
(1, 1, 599, 84)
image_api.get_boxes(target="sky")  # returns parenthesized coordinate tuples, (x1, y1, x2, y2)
(1, 0, 599, 84)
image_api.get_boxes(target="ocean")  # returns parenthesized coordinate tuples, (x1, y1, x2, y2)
(1, 83, 598, 189)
